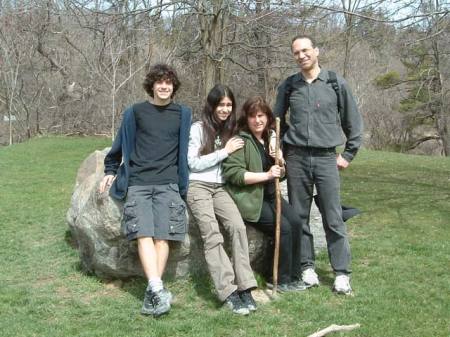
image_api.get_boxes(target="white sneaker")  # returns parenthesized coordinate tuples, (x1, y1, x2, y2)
(301, 268, 320, 287)
(333, 275, 352, 295)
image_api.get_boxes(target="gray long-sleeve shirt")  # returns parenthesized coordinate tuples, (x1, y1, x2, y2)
(273, 69, 363, 162)
(188, 121, 229, 183)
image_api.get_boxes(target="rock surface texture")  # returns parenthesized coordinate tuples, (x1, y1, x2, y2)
(67, 149, 325, 280)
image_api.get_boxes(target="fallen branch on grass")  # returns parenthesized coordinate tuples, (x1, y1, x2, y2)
(307, 324, 361, 337)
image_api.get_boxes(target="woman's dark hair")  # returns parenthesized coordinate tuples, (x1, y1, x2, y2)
(142, 63, 181, 98)
(200, 84, 237, 155)
(237, 96, 275, 149)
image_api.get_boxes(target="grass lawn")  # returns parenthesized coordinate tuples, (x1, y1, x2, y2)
(0, 136, 449, 337)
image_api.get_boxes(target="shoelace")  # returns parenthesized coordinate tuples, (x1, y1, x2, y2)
(240, 291, 253, 304)
(150, 293, 161, 306)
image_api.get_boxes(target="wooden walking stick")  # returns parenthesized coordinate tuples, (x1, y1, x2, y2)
(272, 117, 282, 296)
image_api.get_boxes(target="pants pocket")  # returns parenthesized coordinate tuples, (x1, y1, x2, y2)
(169, 201, 187, 234)
(122, 200, 139, 236)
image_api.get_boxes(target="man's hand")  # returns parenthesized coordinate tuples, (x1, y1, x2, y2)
(99, 174, 116, 193)
(336, 154, 349, 170)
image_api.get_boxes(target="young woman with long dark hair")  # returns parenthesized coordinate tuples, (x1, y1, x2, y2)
(187, 84, 257, 315)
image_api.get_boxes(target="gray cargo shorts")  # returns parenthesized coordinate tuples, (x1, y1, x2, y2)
(122, 183, 187, 241)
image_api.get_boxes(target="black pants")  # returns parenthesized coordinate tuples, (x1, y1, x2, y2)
(247, 197, 302, 284)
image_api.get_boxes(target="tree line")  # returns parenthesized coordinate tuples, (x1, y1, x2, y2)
(0, 0, 449, 155)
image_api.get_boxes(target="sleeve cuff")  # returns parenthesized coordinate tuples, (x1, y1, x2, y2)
(341, 151, 355, 162)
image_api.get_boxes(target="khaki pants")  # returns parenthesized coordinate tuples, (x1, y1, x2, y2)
(187, 181, 257, 301)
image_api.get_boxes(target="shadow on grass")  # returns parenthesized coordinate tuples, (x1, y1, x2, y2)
(189, 272, 220, 307)
(64, 229, 78, 249)
(315, 267, 334, 288)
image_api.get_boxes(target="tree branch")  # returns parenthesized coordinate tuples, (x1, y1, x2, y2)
(309, 4, 449, 24)
(307, 324, 361, 337)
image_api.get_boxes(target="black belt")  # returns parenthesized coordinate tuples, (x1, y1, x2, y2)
(286, 144, 336, 156)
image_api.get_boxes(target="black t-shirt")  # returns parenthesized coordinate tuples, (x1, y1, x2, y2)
(128, 101, 181, 186)
(252, 135, 275, 199)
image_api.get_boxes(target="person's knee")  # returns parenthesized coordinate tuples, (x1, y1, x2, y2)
(228, 220, 247, 235)
(137, 236, 155, 247)
(203, 231, 224, 251)
(324, 219, 347, 237)
(154, 239, 169, 247)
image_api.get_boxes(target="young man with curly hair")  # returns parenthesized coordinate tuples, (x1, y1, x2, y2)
(99, 64, 192, 317)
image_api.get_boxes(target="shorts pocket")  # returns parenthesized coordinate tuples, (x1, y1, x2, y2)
(122, 200, 139, 236)
(169, 201, 187, 234)
(168, 183, 180, 193)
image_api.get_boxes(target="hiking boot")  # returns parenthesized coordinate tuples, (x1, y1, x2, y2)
(239, 289, 257, 311)
(333, 275, 353, 295)
(141, 286, 155, 315)
(302, 268, 320, 287)
(151, 289, 171, 317)
(224, 291, 250, 315)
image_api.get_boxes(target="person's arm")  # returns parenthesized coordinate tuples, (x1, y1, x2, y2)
(339, 79, 363, 163)
(99, 125, 123, 193)
(222, 145, 283, 186)
(103, 131, 123, 176)
(188, 123, 228, 172)
(243, 165, 282, 185)
(272, 79, 289, 137)
(188, 123, 244, 172)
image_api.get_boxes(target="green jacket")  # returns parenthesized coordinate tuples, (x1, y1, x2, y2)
(222, 131, 264, 222)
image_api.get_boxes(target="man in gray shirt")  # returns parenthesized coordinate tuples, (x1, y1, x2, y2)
(273, 35, 363, 295)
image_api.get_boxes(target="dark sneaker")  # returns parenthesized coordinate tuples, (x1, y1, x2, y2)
(267, 282, 305, 293)
(277, 283, 296, 293)
(151, 289, 171, 317)
(224, 291, 250, 315)
(289, 280, 308, 291)
(239, 289, 257, 311)
(141, 286, 155, 315)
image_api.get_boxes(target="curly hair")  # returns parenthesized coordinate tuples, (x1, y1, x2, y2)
(142, 63, 181, 98)
(237, 96, 275, 149)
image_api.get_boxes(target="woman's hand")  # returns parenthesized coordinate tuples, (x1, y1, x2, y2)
(225, 137, 245, 154)
(99, 174, 116, 193)
(267, 165, 283, 180)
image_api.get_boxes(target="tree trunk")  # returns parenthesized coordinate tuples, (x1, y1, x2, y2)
(429, 0, 449, 155)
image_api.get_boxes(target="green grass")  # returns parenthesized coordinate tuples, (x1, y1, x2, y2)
(1, 137, 449, 337)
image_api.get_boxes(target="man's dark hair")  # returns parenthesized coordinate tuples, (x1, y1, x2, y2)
(291, 35, 317, 50)
(143, 63, 181, 98)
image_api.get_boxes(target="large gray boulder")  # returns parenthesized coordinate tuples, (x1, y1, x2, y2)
(66, 149, 325, 280)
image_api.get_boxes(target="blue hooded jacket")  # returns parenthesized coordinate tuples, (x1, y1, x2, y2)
(104, 103, 192, 200)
